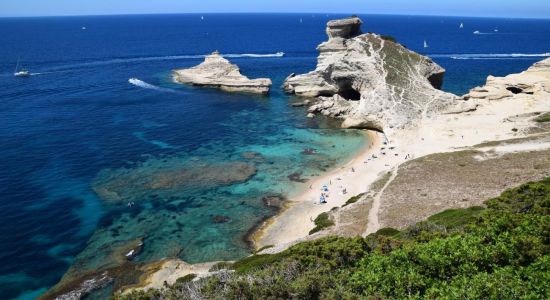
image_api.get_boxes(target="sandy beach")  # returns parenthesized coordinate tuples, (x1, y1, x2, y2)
(251, 130, 383, 248)
(254, 87, 550, 250)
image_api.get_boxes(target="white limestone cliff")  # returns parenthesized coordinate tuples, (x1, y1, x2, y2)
(283, 17, 459, 131)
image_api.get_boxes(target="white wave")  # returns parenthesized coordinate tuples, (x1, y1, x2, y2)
(128, 78, 176, 93)
(429, 53, 550, 60)
(223, 52, 285, 58)
(46, 52, 285, 71)
(473, 30, 495, 35)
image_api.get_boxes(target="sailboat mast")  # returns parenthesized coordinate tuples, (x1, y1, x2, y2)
(14, 57, 20, 73)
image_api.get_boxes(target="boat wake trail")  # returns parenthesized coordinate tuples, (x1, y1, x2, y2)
(429, 53, 550, 60)
(224, 52, 285, 58)
(128, 78, 177, 93)
(46, 52, 285, 71)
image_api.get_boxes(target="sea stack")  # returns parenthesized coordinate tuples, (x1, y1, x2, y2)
(173, 51, 272, 95)
(283, 16, 458, 131)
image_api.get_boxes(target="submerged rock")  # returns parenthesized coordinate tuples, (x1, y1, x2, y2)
(283, 16, 458, 131)
(288, 172, 308, 183)
(93, 158, 257, 203)
(173, 51, 272, 95)
(125, 240, 144, 261)
(301, 148, 319, 155)
(212, 215, 231, 223)
(262, 195, 286, 209)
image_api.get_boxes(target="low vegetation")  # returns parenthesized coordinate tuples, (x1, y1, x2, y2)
(174, 274, 196, 284)
(308, 212, 335, 235)
(380, 34, 397, 43)
(342, 193, 365, 207)
(115, 177, 550, 299)
(535, 112, 550, 123)
(208, 262, 233, 272)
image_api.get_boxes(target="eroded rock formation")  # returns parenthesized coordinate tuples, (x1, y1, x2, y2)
(284, 17, 458, 131)
(463, 58, 550, 101)
(173, 51, 272, 94)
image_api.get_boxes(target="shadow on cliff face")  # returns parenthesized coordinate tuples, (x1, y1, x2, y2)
(336, 79, 362, 100)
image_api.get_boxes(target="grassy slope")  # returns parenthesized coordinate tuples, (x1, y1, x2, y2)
(116, 178, 550, 299)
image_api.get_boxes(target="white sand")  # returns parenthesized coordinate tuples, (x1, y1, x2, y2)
(254, 92, 550, 249)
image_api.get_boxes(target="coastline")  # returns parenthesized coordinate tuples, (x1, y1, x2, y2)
(119, 58, 550, 294)
(251, 129, 383, 249)
(252, 76, 550, 250)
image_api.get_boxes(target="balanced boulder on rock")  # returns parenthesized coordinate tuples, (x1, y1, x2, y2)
(173, 51, 272, 95)
(284, 16, 459, 131)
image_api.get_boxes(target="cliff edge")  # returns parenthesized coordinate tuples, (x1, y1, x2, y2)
(283, 17, 458, 131)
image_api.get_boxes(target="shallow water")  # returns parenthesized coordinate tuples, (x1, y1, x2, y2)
(0, 13, 549, 299)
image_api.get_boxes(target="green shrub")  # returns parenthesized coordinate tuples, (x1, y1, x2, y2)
(208, 261, 233, 271)
(380, 35, 397, 43)
(254, 244, 274, 254)
(342, 193, 365, 207)
(308, 212, 335, 235)
(534, 112, 550, 123)
(426, 206, 485, 229)
(375, 227, 400, 237)
(231, 253, 287, 274)
(175, 273, 196, 283)
(116, 178, 550, 300)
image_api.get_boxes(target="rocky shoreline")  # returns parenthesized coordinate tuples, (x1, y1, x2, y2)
(43, 16, 550, 299)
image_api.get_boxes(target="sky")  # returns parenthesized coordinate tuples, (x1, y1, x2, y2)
(1, 0, 549, 18)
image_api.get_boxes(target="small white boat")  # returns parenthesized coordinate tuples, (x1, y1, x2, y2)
(201, 16, 204, 20)
(460, 22, 464, 29)
(300, 18, 303, 23)
(494, 28, 499, 32)
(423, 40, 429, 48)
(14, 70, 30, 77)
(81, 26, 86, 30)
(473, 30, 481, 34)
(14, 58, 30, 77)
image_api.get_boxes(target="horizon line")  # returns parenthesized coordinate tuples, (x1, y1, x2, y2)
(1, 12, 549, 20)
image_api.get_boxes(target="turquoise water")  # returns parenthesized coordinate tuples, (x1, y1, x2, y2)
(1, 13, 549, 299)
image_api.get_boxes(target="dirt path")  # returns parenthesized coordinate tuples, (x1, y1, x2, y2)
(363, 166, 399, 236)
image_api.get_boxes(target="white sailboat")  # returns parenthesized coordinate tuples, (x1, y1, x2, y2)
(201, 16, 204, 20)
(460, 22, 464, 29)
(13, 58, 30, 77)
(423, 40, 429, 48)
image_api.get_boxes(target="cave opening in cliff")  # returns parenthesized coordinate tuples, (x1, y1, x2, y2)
(506, 86, 523, 94)
(336, 80, 361, 100)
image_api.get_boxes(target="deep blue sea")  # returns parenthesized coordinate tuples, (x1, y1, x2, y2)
(0, 13, 549, 299)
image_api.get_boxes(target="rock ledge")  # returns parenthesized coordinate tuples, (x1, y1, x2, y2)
(173, 52, 272, 95)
